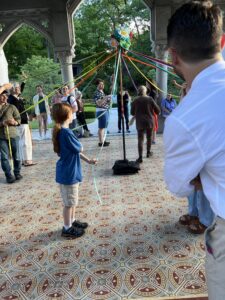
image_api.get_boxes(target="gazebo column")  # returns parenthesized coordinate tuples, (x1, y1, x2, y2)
(151, 4, 171, 133)
(154, 43, 169, 133)
(0, 47, 9, 84)
(56, 49, 75, 93)
(155, 44, 168, 102)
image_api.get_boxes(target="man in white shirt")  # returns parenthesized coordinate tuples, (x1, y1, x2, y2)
(61, 85, 78, 136)
(164, 1, 225, 299)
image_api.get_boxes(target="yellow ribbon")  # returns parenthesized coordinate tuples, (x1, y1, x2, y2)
(6, 125, 13, 168)
(126, 56, 179, 99)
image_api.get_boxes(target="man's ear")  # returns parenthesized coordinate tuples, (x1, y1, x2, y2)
(221, 34, 225, 49)
(169, 48, 179, 66)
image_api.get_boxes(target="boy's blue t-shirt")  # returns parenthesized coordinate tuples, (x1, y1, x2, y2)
(56, 127, 82, 185)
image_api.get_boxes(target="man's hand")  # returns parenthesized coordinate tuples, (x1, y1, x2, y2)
(3, 119, 18, 126)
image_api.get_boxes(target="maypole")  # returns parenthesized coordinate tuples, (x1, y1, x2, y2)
(111, 27, 140, 175)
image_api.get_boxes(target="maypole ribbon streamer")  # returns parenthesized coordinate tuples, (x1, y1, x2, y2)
(122, 55, 137, 92)
(92, 50, 121, 205)
(6, 126, 13, 169)
(124, 54, 179, 78)
(20, 51, 116, 116)
(125, 56, 179, 99)
(129, 49, 174, 68)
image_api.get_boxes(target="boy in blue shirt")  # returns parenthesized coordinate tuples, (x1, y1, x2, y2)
(52, 103, 97, 238)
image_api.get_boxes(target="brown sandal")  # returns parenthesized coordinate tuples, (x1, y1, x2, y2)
(179, 214, 199, 226)
(24, 162, 37, 167)
(188, 222, 207, 234)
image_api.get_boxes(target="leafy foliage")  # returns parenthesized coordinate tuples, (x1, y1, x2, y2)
(18, 55, 61, 106)
(4, 25, 50, 78)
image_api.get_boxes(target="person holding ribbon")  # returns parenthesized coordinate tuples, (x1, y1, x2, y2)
(52, 102, 97, 239)
(0, 91, 22, 183)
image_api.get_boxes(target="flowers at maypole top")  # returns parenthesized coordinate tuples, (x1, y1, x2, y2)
(111, 26, 133, 51)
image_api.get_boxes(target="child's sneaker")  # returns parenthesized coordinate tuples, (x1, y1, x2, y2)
(72, 220, 88, 229)
(61, 226, 85, 238)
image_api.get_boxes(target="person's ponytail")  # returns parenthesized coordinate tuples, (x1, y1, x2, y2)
(52, 123, 61, 154)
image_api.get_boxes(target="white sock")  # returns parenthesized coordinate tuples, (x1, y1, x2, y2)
(71, 218, 76, 224)
(64, 224, 71, 230)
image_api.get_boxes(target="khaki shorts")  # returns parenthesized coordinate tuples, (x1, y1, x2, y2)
(59, 183, 79, 207)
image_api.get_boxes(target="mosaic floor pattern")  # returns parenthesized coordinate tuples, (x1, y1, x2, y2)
(0, 135, 208, 299)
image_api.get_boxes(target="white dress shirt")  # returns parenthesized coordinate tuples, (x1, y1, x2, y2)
(164, 60, 225, 219)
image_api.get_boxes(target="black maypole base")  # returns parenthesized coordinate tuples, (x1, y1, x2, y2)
(112, 159, 140, 175)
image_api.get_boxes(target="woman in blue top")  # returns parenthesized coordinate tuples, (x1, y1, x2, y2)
(52, 103, 97, 238)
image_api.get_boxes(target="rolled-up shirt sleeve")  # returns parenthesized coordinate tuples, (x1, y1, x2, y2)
(163, 115, 205, 197)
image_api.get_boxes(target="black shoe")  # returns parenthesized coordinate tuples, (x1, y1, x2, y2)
(118, 130, 121, 133)
(15, 174, 23, 180)
(103, 141, 110, 146)
(147, 152, 153, 158)
(127, 129, 130, 133)
(72, 220, 88, 229)
(6, 175, 16, 184)
(136, 157, 143, 163)
(61, 226, 85, 238)
(98, 141, 110, 147)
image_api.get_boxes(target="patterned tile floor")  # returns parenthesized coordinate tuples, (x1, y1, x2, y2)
(0, 135, 208, 300)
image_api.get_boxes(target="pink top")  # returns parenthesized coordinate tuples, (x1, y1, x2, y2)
(51, 95, 62, 105)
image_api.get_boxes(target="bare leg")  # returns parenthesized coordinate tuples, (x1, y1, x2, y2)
(152, 130, 156, 143)
(38, 115, 43, 137)
(63, 206, 73, 227)
(71, 206, 76, 223)
(98, 128, 105, 143)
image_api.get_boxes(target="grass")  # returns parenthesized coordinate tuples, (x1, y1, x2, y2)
(29, 103, 96, 129)
(29, 102, 115, 129)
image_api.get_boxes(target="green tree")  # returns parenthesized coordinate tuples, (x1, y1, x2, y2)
(74, 0, 152, 96)
(18, 55, 61, 107)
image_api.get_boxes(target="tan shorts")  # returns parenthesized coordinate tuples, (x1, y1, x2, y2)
(59, 183, 79, 207)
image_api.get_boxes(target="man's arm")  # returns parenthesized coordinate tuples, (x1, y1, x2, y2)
(163, 116, 205, 197)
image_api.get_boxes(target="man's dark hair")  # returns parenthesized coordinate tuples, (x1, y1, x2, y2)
(95, 78, 104, 85)
(36, 84, 43, 89)
(167, 0, 223, 62)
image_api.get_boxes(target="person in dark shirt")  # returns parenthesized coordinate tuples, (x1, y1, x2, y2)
(8, 83, 36, 166)
(117, 89, 130, 133)
(52, 103, 97, 239)
(131, 85, 160, 163)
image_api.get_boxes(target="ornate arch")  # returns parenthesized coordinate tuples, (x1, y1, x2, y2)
(0, 10, 54, 48)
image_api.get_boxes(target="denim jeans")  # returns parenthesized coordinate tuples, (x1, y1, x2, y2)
(118, 104, 129, 131)
(0, 137, 21, 177)
(188, 190, 215, 227)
